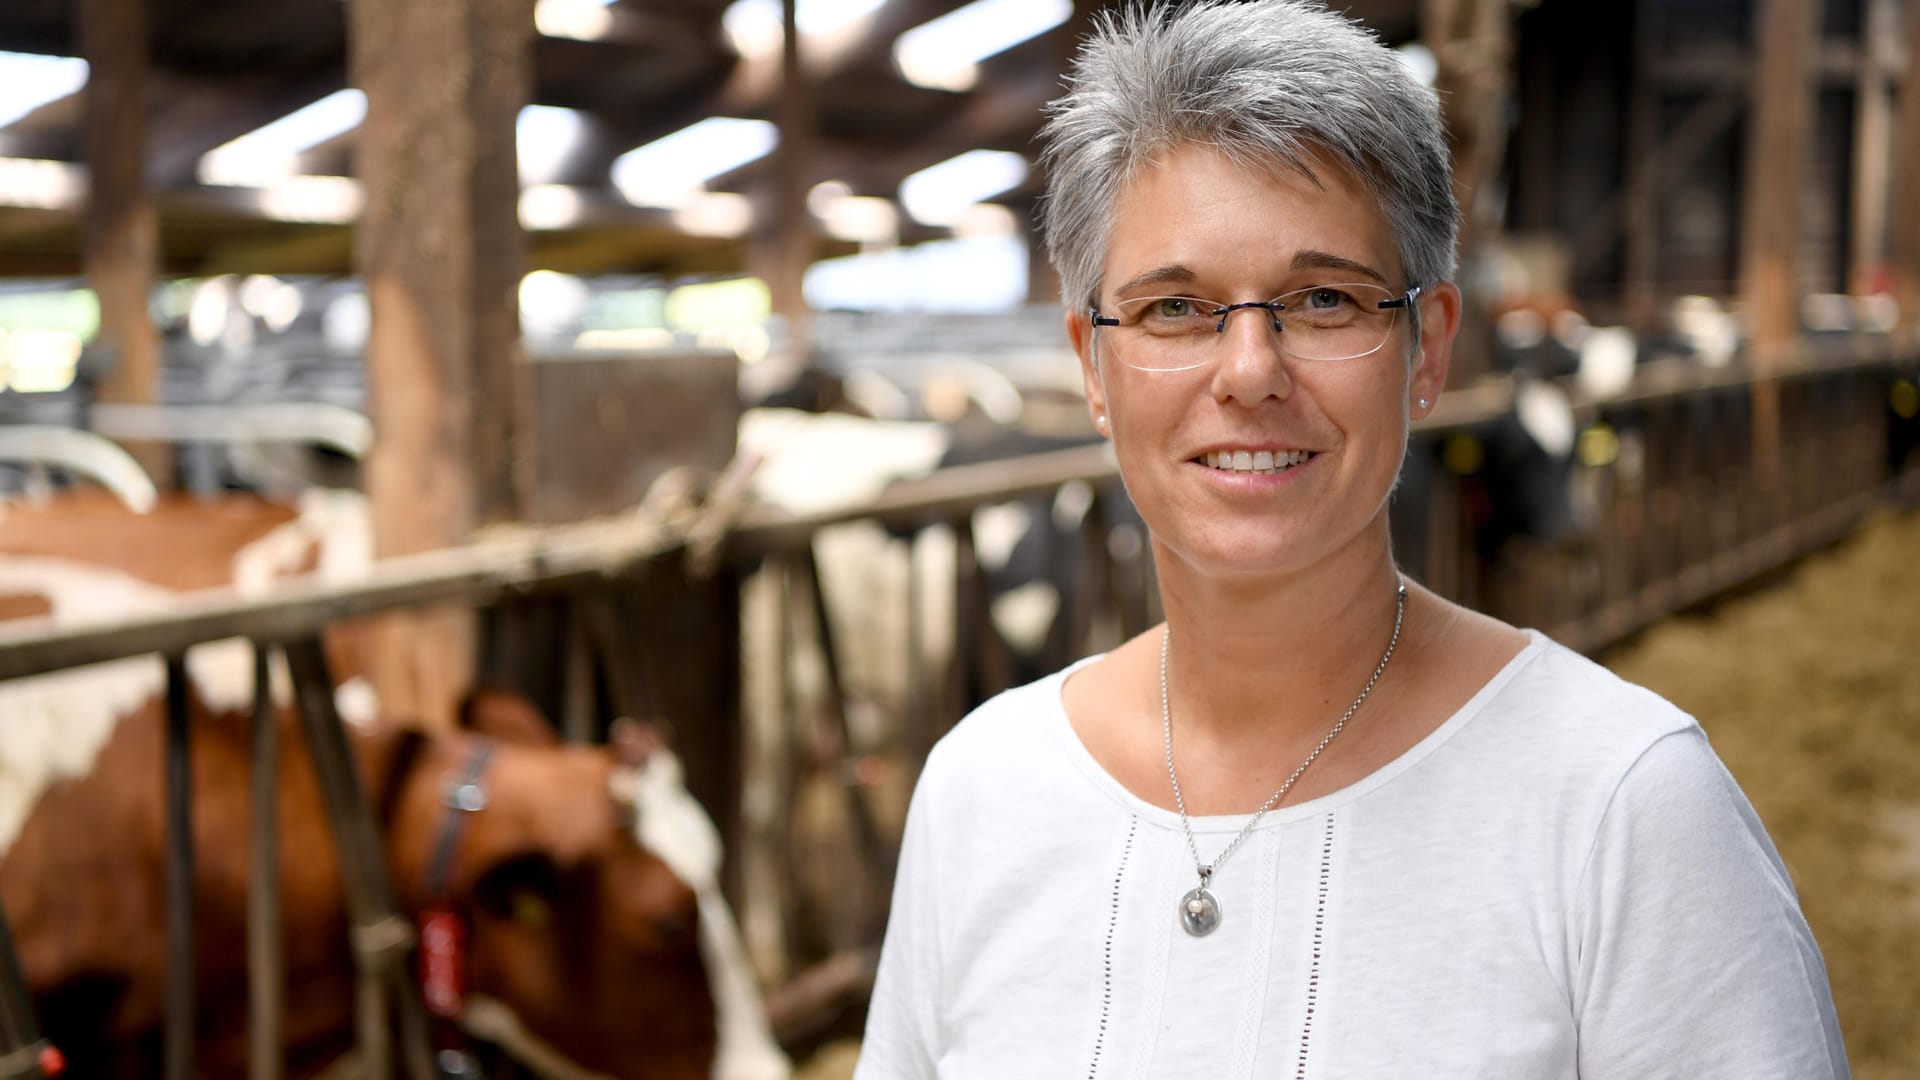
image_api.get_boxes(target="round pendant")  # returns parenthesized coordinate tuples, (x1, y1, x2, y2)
(1179, 886, 1222, 936)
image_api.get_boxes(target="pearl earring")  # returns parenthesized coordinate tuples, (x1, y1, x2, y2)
(1417, 397, 1429, 409)
(1095, 413, 1107, 430)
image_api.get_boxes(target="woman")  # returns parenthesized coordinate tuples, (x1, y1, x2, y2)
(856, 3, 1847, 1077)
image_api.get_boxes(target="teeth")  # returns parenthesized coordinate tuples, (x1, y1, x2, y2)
(1205, 450, 1312, 473)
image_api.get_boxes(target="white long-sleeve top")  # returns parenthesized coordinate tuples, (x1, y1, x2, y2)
(856, 631, 1848, 1079)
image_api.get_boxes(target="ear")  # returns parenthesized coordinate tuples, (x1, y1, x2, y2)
(1409, 280, 1462, 420)
(1066, 307, 1109, 437)
(609, 716, 666, 769)
(457, 685, 559, 747)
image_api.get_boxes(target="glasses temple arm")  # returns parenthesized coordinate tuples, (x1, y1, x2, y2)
(1376, 284, 1424, 310)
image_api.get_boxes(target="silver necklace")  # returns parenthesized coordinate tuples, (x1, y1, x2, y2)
(1163, 578, 1407, 937)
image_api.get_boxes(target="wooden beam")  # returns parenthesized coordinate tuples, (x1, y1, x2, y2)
(350, 0, 535, 726)
(1654, 40, 1878, 87)
(1891, 0, 1920, 340)
(80, 0, 170, 485)
(199, 226, 352, 277)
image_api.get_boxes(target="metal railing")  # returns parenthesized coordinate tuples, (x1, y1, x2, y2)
(0, 339, 1914, 1071)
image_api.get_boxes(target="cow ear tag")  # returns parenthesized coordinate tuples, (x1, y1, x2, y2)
(419, 905, 467, 1019)
(511, 891, 552, 929)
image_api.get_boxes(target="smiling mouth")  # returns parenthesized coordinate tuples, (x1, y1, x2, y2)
(1197, 449, 1317, 475)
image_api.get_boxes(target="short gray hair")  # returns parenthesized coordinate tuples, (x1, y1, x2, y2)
(1038, 0, 1459, 311)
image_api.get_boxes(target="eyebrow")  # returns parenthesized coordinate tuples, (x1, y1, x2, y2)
(1110, 251, 1390, 300)
(1290, 250, 1389, 285)
(1113, 264, 1198, 296)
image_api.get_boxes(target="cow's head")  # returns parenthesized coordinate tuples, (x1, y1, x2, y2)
(384, 690, 722, 1080)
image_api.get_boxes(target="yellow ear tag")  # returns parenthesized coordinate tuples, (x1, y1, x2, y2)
(512, 892, 552, 929)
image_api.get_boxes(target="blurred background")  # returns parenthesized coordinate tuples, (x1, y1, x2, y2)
(0, 0, 1915, 1077)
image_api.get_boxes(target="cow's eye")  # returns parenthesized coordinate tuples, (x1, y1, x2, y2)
(652, 913, 692, 943)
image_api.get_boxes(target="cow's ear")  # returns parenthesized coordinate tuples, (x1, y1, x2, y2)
(609, 716, 668, 768)
(457, 686, 559, 746)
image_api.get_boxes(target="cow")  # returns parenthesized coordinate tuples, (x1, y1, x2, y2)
(0, 484, 788, 1080)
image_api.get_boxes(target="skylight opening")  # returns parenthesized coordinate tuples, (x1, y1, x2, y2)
(611, 118, 777, 208)
(895, 0, 1071, 92)
(0, 158, 86, 211)
(0, 52, 89, 131)
(520, 184, 587, 230)
(900, 150, 1027, 227)
(535, 0, 615, 41)
(722, 0, 890, 60)
(199, 89, 367, 186)
(519, 104, 587, 185)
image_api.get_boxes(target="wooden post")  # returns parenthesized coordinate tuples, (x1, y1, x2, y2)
(1738, 0, 1818, 496)
(1891, 0, 1920, 341)
(349, 0, 534, 726)
(1622, 0, 1663, 332)
(79, 0, 170, 486)
(1849, 0, 1899, 294)
(752, 0, 815, 370)
(1422, 0, 1513, 385)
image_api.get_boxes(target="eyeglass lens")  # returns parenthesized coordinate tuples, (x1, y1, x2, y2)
(1099, 283, 1402, 369)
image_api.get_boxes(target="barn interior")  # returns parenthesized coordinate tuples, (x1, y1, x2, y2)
(0, 0, 1917, 1077)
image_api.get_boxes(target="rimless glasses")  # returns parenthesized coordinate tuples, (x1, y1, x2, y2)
(1091, 282, 1422, 372)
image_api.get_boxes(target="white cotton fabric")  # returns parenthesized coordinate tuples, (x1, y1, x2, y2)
(856, 631, 1848, 1080)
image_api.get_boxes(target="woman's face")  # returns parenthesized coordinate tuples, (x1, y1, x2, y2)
(1068, 142, 1457, 583)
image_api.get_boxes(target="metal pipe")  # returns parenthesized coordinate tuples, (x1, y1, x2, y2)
(247, 643, 284, 1080)
(163, 654, 195, 1080)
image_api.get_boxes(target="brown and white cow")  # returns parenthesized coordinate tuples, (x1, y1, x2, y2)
(0, 486, 788, 1079)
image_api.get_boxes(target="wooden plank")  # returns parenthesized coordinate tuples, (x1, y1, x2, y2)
(349, 0, 534, 727)
(79, 0, 169, 485)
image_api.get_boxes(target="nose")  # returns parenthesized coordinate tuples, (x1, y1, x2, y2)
(1208, 301, 1294, 405)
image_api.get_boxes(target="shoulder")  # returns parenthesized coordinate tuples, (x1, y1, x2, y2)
(1472, 632, 1699, 765)
(912, 657, 1094, 809)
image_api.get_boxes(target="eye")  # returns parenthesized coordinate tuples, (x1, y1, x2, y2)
(1149, 297, 1199, 319)
(1302, 288, 1351, 310)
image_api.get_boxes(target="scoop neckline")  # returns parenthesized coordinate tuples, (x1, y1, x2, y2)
(1045, 628, 1552, 834)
